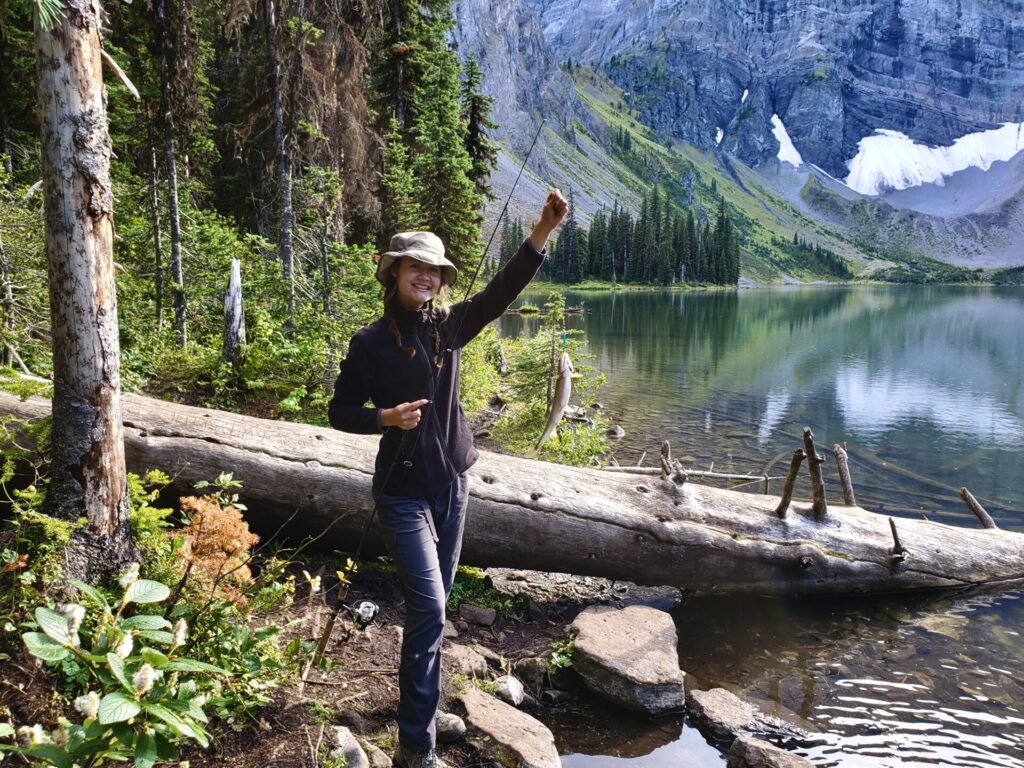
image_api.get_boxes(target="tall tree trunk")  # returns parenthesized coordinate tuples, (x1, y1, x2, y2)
(0, 232, 12, 368)
(392, 0, 405, 130)
(156, 0, 186, 348)
(0, 13, 12, 186)
(34, 0, 135, 581)
(147, 122, 165, 331)
(265, 0, 294, 323)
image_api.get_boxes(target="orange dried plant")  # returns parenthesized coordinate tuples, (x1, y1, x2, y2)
(177, 494, 260, 601)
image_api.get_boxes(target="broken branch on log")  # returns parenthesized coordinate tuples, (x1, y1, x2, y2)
(775, 450, 805, 518)
(803, 427, 828, 520)
(959, 487, 998, 530)
(889, 517, 906, 564)
(833, 443, 857, 506)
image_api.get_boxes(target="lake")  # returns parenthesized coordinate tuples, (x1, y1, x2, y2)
(501, 285, 1024, 768)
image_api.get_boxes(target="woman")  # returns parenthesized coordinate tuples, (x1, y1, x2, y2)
(328, 191, 568, 768)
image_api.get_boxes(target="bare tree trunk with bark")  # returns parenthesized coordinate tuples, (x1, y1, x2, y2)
(1, 233, 12, 368)
(156, 0, 186, 348)
(34, 0, 135, 581)
(147, 122, 165, 331)
(265, 0, 294, 324)
(0, 15, 12, 186)
(223, 259, 246, 369)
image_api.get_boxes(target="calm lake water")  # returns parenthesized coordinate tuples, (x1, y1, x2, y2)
(501, 285, 1024, 768)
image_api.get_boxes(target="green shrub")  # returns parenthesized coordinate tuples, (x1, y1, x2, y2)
(490, 293, 608, 466)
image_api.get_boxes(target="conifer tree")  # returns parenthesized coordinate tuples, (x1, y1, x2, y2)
(380, 117, 422, 235)
(460, 55, 498, 200)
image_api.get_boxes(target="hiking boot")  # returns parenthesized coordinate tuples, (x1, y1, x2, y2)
(393, 744, 449, 768)
(435, 711, 466, 743)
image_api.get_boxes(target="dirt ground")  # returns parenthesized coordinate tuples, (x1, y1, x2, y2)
(0, 548, 680, 768)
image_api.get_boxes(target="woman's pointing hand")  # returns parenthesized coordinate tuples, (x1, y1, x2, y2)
(381, 399, 430, 430)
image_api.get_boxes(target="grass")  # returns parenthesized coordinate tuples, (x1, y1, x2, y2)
(446, 566, 527, 619)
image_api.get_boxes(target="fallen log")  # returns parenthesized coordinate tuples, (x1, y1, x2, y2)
(3, 391, 1023, 596)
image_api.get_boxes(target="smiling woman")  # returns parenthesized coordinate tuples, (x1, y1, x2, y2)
(327, 191, 569, 768)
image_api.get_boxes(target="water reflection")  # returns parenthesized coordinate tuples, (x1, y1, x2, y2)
(673, 590, 1024, 767)
(502, 286, 1024, 528)
(500, 286, 1024, 767)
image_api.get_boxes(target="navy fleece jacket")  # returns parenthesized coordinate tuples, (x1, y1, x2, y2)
(328, 239, 545, 497)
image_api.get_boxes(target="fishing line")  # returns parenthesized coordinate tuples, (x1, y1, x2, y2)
(311, 119, 547, 667)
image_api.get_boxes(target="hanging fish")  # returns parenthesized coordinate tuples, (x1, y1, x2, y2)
(536, 351, 577, 451)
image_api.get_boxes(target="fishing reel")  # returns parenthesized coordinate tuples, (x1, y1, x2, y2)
(347, 600, 379, 630)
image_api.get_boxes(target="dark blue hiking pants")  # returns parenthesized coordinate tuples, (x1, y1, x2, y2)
(377, 473, 469, 752)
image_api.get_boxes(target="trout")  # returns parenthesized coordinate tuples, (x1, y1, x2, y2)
(536, 351, 576, 450)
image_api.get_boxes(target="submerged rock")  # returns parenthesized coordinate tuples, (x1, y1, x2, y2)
(727, 735, 814, 768)
(458, 686, 560, 768)
(570, 605, 685, 714)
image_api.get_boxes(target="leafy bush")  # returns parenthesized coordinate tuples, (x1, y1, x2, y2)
(4, 569, 221, 767)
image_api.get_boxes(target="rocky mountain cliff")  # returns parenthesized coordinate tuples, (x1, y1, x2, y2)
(525, 0, 1024, 179)
(452, 0, 1024, 275)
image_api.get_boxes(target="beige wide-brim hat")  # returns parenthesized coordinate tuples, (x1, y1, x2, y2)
(376, 231, 458, 288)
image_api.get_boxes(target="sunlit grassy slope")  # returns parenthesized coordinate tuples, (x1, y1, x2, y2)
(487, 66, 937, 283)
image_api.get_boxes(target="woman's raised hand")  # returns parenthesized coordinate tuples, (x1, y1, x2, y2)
(381, 399, 430, 430)
(529, 188, 569, 252)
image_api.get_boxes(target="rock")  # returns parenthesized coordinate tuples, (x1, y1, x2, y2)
(460, 604, 497, 626)
(446, 644, 489, 678)
(526, 599, 549, 622)
(541, 689, 572, 705)
(458, 686, 561, 768)
(514, 657, 549, 692)
(686, 688, 755, 742)
(443, 620, 459, 639)
(436, 711, 467, 743)
(472, 643, 504, 669)
(727, 735, 814, 768)
(362, 741, 393, 768)
(455, 620, 470, 633)
(570, 605, 685, 714)
(495, 675, 526, 706)
(687, 688, 812, 745)
(326, 727, 369, 768)
(606, 424, 625, 438)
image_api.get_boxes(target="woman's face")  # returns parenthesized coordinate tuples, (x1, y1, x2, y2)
(392, 257, 442, 310)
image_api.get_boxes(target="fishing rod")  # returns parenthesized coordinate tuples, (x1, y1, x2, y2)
(308, 119, 547, 671)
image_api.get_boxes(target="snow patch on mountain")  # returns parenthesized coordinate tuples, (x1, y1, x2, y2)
(771, 115, 803, 167)
(845, 123, 1024, 196)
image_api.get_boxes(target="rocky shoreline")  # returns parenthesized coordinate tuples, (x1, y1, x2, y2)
(180, 566, 821, 768)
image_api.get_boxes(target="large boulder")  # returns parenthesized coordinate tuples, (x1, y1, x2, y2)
(727, 735, 814, 768)
(570, 605, 685, 714)
(458, 686, 561, 768)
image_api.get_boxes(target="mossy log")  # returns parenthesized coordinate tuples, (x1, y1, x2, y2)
(3, 391, 1023, 596)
